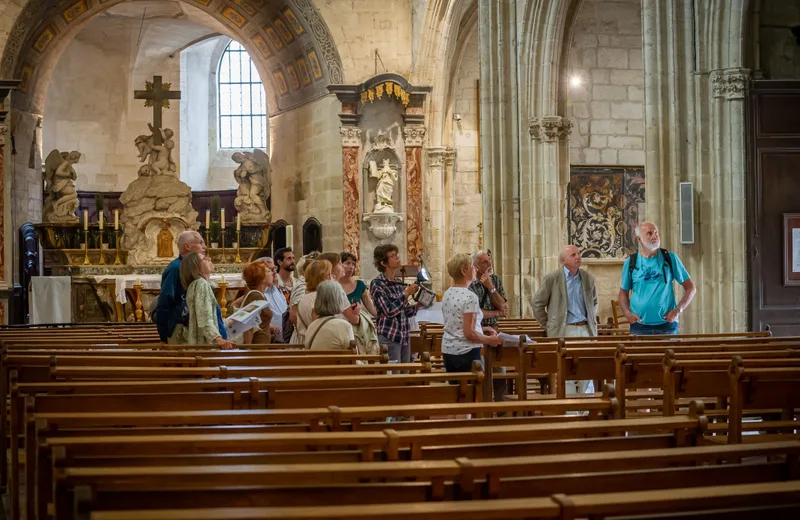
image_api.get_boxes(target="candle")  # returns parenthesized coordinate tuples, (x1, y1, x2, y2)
(236, 213, 240, 232)
(285, 225, 294, 251)
(206, 209, 210, 229)
(135, 277, 141, 286)
(114, 209, 119, 230)
(98, 211, 103, 230)
(83, 210, 88, 231)
(221, 274, 226, 284)
(221, 208, 226, 229)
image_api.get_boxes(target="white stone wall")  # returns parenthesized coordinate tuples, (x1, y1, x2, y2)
(269, 95, 343, 252)
(567, 0, 644, 166)
(449, 28, 482, 256)
(42, 17, 184, 192)
(315, 0, 414, 83)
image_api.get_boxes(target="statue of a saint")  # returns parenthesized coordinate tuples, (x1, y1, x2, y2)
(134, 125, 176, 176)
(42, 150, 81, 223)
(370, 158, 398, 213)
(233, 150, 271, 223)
(157, 222, 174, 258)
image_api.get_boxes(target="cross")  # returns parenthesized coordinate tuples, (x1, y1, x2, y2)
(134, 75, 181, 145)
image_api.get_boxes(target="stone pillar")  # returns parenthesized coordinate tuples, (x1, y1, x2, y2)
(424, 146, 455, 293)
(0, 116, 6, 289)
(526, 116, 573, 316)
(642, 0, 749, 332)
(479, 0, 521, 314)
(10, 110, 43, 254)
(403, 125, 425, 265)
(340, 126, 362, 261)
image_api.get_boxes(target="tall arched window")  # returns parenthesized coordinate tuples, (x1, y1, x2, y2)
(218, 40, 267, 149)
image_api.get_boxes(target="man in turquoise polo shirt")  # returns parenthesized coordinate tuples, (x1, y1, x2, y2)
(618, 222, 696, 335)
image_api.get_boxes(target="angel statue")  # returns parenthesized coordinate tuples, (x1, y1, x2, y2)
(134, 125, 177, 176)
(42, 149, 80, 224)
(370, 158, 398, 213)
(233, 150, 271, 223)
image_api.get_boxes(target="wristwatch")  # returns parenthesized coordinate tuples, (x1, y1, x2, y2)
(490, 288, 497, 294)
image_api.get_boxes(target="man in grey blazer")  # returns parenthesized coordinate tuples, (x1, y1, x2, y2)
(533, 245, 598, 393)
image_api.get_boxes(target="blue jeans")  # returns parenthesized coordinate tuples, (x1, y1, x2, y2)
(630, 321, 679, 335)
(443, 348, 482, 384)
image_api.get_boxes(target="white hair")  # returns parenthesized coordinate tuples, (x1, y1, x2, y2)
(177, 231, 200, 254)
(473, 250, 488, 266)
(256, 256, 274, 265)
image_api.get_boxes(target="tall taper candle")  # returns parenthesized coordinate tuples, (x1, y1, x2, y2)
(83, 210, 88, 231)
(221, 208, 226, 229)
(236, 213, 241, 231)
(99, 211, 104, 230)
(286, 225, 294, 251)
(206, 209, 210, 229)
(114, 209, 119, 230)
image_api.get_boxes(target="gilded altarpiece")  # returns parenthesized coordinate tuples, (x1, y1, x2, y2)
(568, 167, 645, 258)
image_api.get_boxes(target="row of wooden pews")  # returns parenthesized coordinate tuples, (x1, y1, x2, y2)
(2, 324, 800, 519)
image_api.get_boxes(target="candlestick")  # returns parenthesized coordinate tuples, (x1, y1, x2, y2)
(83, 229, 91, 265)
(236, 214, 240, 231)
(218, 280, 229, 319)
(114, 209, 119, 230)
(221, 209, 226, 229)
(114, 229, 122, 265)
(133, 279, 144, 322)
(83, 210, 88, 231)
(285, 224, 294, 251)
(234, 230, 242, 264)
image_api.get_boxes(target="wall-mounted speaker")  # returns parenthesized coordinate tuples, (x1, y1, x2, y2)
(679, 182, 695, 244)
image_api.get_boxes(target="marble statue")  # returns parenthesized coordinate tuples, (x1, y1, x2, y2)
(42, 149, 81, 224)
(370, 158, 398, 213)
(233, 149, 271, 223)
(134, 125, 176, 176)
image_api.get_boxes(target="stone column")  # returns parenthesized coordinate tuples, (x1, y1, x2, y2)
(0, 116, 6, 289)
(642, 0, 749, 332)
(340, 126, 362, 261)
(479, 0, 521, 314)
(403, 125, 426, 265)
(424, 146, 455, 293)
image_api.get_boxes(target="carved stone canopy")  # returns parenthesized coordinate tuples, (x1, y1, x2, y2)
(328, 73, 431, 128)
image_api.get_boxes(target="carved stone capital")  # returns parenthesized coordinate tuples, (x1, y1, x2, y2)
(426, 146, 454, 168)
(529, 116, 573, 142)
(403, 126, 426, 147)
(340, 126, 362, 147)
(711, 68, 750, 100)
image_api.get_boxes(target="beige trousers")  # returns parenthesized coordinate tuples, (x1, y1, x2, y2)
(563, 324, 593, 395)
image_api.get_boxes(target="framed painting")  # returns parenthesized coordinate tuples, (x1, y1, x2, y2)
(783, 213, 800, 286)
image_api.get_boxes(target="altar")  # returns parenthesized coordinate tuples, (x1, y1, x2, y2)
(30, 74, 275, 324)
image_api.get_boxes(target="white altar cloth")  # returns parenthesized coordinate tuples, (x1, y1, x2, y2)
(87, 273, 246, 305)
(31, 276, 72, 324)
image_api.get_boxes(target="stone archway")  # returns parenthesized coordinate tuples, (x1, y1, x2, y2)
(1, 0, 342, 116)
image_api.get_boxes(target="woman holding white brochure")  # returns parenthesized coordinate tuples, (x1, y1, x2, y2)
(239, 260, 275, 344)
(441, 253, 503, 376)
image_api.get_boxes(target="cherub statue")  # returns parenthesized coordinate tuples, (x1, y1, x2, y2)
(42, 149, 80, 223)
(233, 149, 271, 222)
(134, 125, 176, 176)
(370, 158, 398, 213)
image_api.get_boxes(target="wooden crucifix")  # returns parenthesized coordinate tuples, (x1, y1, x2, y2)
(134, 75, 181, 145)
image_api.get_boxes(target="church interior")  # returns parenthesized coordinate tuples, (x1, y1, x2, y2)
(0, 0, 799, 518)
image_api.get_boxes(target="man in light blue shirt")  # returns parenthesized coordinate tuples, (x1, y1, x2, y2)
(258, 257, 288, 341)
(618, 222, 696, 335)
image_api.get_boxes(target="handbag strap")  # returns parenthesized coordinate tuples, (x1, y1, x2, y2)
(307, 316, 335, 348)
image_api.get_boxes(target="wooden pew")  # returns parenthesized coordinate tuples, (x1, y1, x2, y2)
(81, 479, 800, 520)
(729, 363, 800, 444)
(55, 441, 800, 519)
(37, 413, 708, 519)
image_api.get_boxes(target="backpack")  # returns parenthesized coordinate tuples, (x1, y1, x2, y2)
(627, 249, 674, 287)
